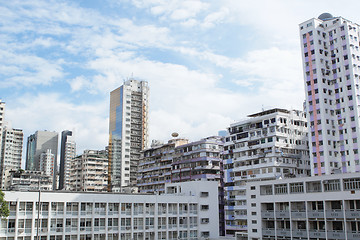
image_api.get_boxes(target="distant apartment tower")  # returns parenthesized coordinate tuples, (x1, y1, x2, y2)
(0, 100, 5, 163)
(138, 138, 189, 193)
(171, 136, 224, 183)
(300, 13, 360, 175)
(223, 108, 310, 236)
(70, 150, 108, 192)
(0, 126, 23, 189)
(59, 130, 76, 190)
(108, 79, 149, 191)
(39, 149, 55, 177)
(25, 130, 58, 188)
(0, 100, 24, 189)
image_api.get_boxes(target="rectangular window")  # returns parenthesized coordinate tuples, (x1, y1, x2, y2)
(343, 178, 360, 190)
(274, 184, 288, 195)
(290, 182, 304, 193)
(323, 179, 341, 192)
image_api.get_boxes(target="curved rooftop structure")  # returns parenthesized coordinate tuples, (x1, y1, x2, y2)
(318, 12, 334, 21)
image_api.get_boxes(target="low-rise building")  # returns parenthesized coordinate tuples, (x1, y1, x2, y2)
(246, 173, 360, 240)
(4, 169, 53, 191)
(2, 181, 219, 240)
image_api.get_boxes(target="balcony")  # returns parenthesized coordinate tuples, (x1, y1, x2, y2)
(347, 231, 360, 240)
(327, 230, 345, 239)
(345, 210, 360, 218)
(291, 211, 306, 219)
(261, 211, 275, 219)
(262, 228, 275, 236)
(292, 229, 307, 238)
(307, 210, 324, 218)
(275, 211, 290, 219)
(326, 210, 344, 218)
(309, 230, 326, 238)
(277, 229, 291, 237)
(226, 224, 247, 231)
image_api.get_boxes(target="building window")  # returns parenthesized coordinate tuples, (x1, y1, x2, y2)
(200, 192, 209, 197)
(274, 184, 288, 195)
(323, 179, 341, 192)
(200, 205, 209, 211)
(306, 181, 322, 193)
(201, 218, 209, 224)
(343, 178, 360, 190)
(201, 232, 210, 238)
(290, 182, 304, 194)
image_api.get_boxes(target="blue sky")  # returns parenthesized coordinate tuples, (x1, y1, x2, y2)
(1, 0, 359, 161)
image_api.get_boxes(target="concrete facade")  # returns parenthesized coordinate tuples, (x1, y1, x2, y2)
(246, 173, 360, 240)
(70, 150, 108, 192)
(2, 181, 219, 240)
(223, 108, 310, 236)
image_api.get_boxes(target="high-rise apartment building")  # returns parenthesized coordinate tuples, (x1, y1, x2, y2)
(300, 13, 360, 175)
(26, 130, 58, 188)
(222, 108, 310, 236)
(59, 130, 76, 190)
(39, 149, 55, 177)
(70, 150, 108, 192)
(0, 100, 24, 189)
(138, 138, 189, 194)
(108, 79, 149, 192)
(0, 126, 23, 189)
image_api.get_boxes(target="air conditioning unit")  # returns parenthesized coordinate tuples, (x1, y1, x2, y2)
(18, 229, 24, 233)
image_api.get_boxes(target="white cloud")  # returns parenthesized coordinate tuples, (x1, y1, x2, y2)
(201, 7, 229, 28)
(69, 76, 91, 92)
(0, 49, 64, 87)
(131, 0, 209, 25)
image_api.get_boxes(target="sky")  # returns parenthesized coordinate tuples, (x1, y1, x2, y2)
(1, 0, 360, 163)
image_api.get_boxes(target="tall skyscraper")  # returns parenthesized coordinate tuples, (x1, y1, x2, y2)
(26, 130, 58, 188)
(108, 79, 149, 192)
(300, 13, 360, 175)
(59, 130, 76, 190)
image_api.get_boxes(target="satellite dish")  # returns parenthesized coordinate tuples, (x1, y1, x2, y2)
(171, 132, 179, 138)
